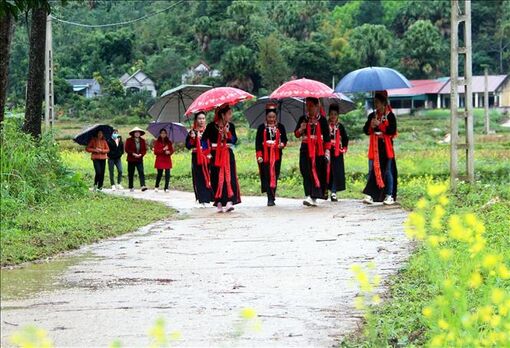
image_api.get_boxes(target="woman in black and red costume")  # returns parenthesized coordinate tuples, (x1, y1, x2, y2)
(202, 104, 241, 213)
(327, 103, 349, 202)
(362, 90, 398, 205)
(255, 102, 288, 207)
(294, 97, 331, 207)
(185, 111, 214, 207)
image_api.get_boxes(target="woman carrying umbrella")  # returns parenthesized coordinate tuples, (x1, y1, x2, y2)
(125, 127, 148, 192)
(362, 90, 398, 205)
(153, 128, 174, 192)
(185, 111, 213, 206)
(255, 102, 288, 206)
(294, 97, 331, 206)
(86, 130, 110, 191)
(202, 104, 241, 213)
(327, 103, 349, 202)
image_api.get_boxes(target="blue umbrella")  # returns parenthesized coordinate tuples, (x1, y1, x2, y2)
(147, 122, 188, 144)
(335, 67, 412, 93)
(73, 124, 113, 146)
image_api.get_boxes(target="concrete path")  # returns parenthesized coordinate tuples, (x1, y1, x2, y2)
(1, 190, 410, 347)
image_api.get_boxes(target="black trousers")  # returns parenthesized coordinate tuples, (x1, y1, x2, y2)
(108, 158, 123, 185)
(92, 159, 106, 189)
(127, 161, 145, 189)
(155, 169, 170, 190)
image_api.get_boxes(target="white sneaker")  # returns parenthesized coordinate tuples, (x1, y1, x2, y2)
(311, 198, 318, 206)
(200, 203, 207, 208)
(217, 202, 223, 213)
(363, 195, 374, 204)
(303, 196, 314, 206)
(383, 195, 395, 205)
(117, 184, 124, 190)
(164, 189, 169, 193)
(225, 201, 234, 212)
(130, 188, 135, 192)
(154, 188, 159, 192)
(111, 185, 116, 191)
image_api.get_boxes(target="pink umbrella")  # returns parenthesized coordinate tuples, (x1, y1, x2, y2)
(185, 87, 255, 116)
(270, 78, 334, 99)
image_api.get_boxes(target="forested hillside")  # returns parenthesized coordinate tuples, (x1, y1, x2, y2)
(6, 0, 510, 108)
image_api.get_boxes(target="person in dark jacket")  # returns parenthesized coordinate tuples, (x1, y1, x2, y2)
(125, 127, 148, 192)
(255, 102, 288, 206)
(327, 104, 349, 201)
(107, 129, 124, 190)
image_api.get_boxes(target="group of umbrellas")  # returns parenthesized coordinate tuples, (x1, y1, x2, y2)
(74, 67, 411, 146)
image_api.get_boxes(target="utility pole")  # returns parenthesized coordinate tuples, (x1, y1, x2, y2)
(44, 14, 54, 130)
(450, 0, 474, 189)
(484, 66, 489, 134)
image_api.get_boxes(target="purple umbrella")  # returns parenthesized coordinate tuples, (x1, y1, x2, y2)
(147, 122, 188, 144)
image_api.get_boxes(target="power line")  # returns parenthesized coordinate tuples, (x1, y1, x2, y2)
(51, 0, 184, 28)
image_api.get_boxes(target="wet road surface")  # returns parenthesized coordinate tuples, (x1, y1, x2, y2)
(1, 190, 410, 347)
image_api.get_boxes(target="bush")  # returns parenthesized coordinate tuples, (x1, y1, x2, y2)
(0, 119, 88, 225)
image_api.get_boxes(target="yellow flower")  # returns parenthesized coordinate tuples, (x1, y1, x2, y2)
(490, 315, 501, 328)
(416, 197, 428, 209)
(240, 307, 257, 320)
(438, 195, 449, 206)
(498, 264, 510, 279)
(427, 235, 440, 247)
(482, 254, 500, 269)
(169, 330, 182, 340)
(430, 334, 445, 347)
(422, 306, 433, 318)
(427, 183, 448, 197)
(491, 288, 506, 304)
(468, 272, 483, 288)
(443, 279, 453, 289)
(354, 296, 365, 310)
(448, 214, 470, 241)
(438, 319, 449, 330)
(479, 305, 492, 322)
(371, 295, 381, 305)
(431, 205, 446, 230)
(469, 236, 486, 255)
(439, 248, 453, 261)
(351, 264, 362, 273)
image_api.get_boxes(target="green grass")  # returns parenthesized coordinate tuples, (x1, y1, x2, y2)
(1, 193, 173, 266)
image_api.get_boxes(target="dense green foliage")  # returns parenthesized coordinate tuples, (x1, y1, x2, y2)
(6, 0, 510, 116)
(0, 118, 172, 265)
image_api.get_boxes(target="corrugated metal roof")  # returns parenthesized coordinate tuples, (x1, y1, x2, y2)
(67, 79, 97, 86)
(388, 79, 447, 96)
(438, 75, 507, 94)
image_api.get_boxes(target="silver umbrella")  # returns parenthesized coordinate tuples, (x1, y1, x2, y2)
(148, 84, 212, 123)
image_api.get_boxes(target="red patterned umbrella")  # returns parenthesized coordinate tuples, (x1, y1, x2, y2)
(270, 78, 334, 99)
(185, 87, 255, 116)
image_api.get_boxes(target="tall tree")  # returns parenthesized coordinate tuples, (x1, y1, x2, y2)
(257, 33, 291, 91)
(220, 45, 256, 91)
(401, 20, 446, 78)
(23, 5, 47, 138)
(0, 12, 14, 125)
(349, 24, 392, 67)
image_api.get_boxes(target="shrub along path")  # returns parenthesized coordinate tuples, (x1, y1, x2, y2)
(1, 190, 410, 347)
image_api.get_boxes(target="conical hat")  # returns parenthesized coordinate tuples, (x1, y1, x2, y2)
(129, 126, 146, 136)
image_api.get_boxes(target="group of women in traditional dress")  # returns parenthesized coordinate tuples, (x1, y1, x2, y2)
(86, 90, 397, 210)
(183, 89, 397, 212)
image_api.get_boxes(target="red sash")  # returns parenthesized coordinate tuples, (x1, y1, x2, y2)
(369, 109, 395, 189)
(214, 129, 234, 199)
(305, 117, 324, 188)
(194, 129, 211, 189)
(262, 126, 281, 189)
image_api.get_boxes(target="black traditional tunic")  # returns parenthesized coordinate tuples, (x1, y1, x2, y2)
(362, 111, 398, 202)
(202, 121, 241, 206)
(185, 129, 213, 203)
(294, 114, 331, 199)
(255, 123, 288, 202)
(328, 122, 349, 193)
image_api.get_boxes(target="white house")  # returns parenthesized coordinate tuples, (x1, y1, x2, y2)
(181, 61, 221, 84)
(119, 70, 157, 97)
(66, 79, 101, 98)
